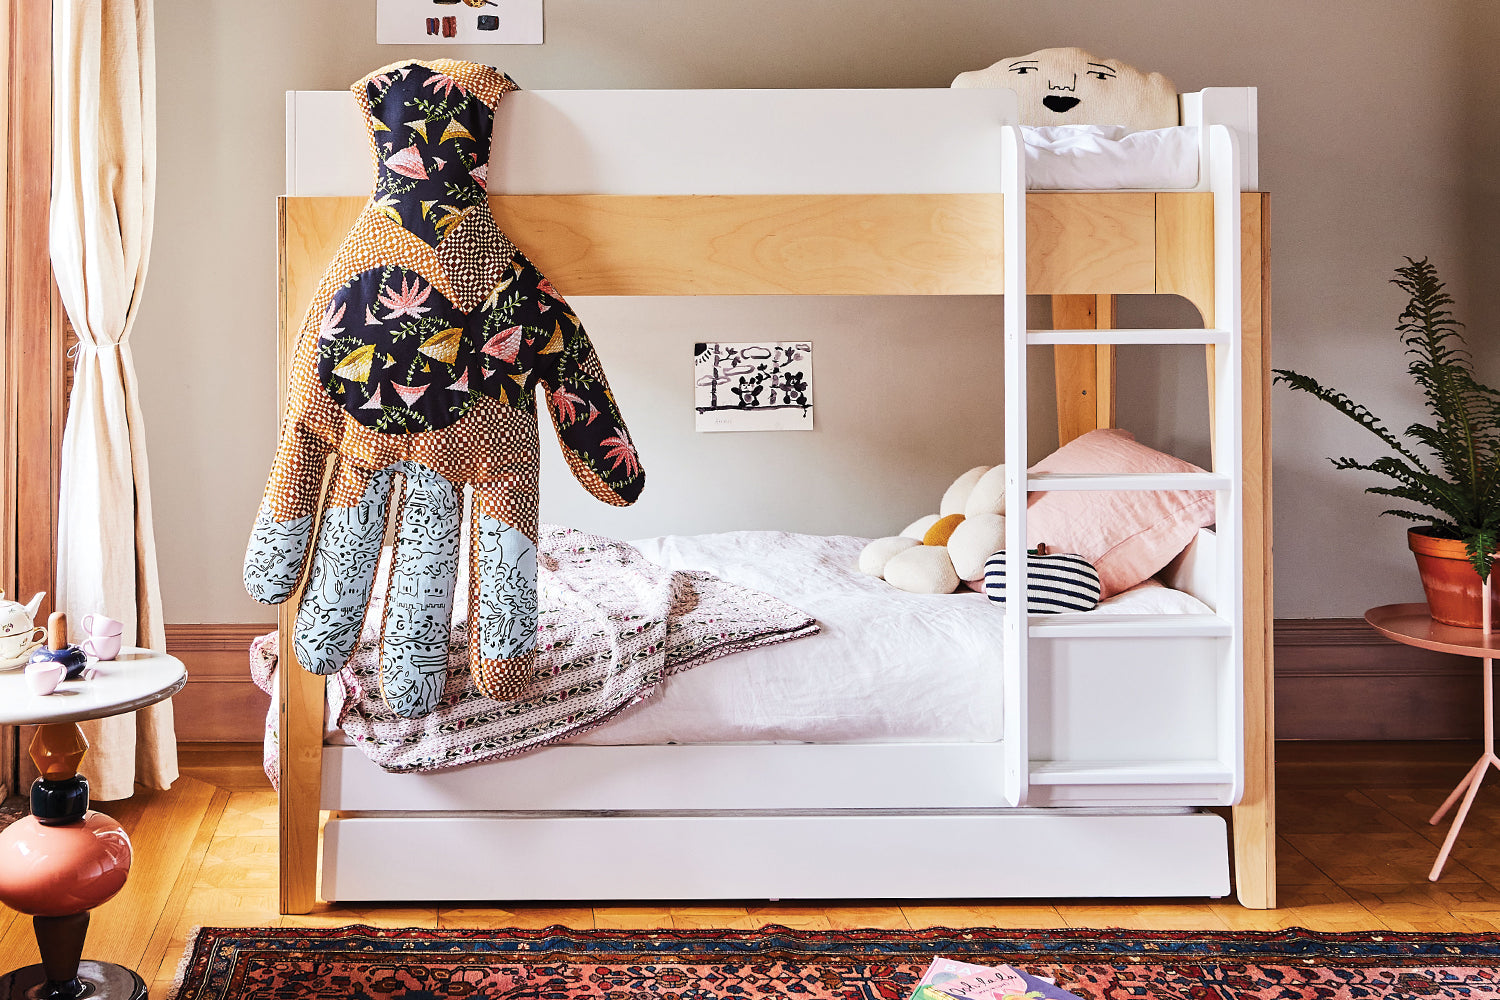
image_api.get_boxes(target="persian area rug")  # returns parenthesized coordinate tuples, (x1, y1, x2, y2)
(169, 924, 1500, 1000)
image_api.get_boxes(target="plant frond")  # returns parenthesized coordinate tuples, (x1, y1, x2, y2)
(1272, 370, 1430, 470)
(1376, 508, 1442, 524)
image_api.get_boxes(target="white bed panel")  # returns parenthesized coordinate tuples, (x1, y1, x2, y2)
(1182, 88, 1258, 190)
(322, 811, 1230, 901)
(1162, 528, 1217, 610)
(322, 743, 1010, 812)
(288, 89, 1016, 197)
(323, 742, 1234, 813)
(286, 87, 1257, 196)
(1027, 635, 1224, 764)
(493, 90, 1017, 195)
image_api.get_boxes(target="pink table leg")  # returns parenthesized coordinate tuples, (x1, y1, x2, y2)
(1428, 575, 1498, 881)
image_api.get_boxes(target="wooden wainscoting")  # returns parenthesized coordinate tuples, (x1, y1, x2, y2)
(1275, 618, 1483, 741)
(164, 623, 275, 743)
(161, 617, 1477, 745)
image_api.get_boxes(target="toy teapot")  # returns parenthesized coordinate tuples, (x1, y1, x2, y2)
(0, 590, 46, 662)
(26, 612, 94, 695)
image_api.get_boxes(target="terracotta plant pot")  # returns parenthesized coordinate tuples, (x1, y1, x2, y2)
(1408, 527, 1499, 628)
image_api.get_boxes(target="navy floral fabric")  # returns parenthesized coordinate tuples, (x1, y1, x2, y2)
(364, 64, 502, 247)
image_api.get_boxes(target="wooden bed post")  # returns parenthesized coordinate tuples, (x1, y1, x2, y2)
(1155, 191, 1274, 908)
(278, 609, 323, 914)
(1233, 192, 1275, 909)
(1051, 295, 1117, 446)
(276, 197, 324, 915)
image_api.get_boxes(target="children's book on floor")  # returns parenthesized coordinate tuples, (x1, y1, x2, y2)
(910, 957, 1083, 1000)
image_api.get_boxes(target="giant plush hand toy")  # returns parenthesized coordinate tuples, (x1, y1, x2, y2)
(244, 59, 644, 717)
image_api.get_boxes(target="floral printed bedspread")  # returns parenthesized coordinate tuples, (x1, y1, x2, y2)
(250, 525, 818, 779)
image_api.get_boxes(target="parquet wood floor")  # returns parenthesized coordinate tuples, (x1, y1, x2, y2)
(4, 741, 1500, 996)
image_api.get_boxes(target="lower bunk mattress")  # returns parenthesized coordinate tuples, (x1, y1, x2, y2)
(271, 529, 1214, 773)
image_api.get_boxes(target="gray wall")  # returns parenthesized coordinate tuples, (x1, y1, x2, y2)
(138, 0, 1500, 623)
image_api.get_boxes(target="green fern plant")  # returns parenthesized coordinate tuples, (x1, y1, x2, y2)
(1272, 257, 1500, 580)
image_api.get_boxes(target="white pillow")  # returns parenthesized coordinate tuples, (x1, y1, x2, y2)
(948, 514, 1007, 582)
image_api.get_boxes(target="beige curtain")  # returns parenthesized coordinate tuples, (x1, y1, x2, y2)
(50, 0, 175, 801)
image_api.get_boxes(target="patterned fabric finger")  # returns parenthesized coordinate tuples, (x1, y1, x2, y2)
(468, 481, 539, 700)
(293, 464, 393, 675)
(380, 461, 462, 717)
(529, 280, 644, 507)
(244, 428, 335, 604)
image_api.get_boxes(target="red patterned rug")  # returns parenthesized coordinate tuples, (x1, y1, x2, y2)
(168, 924, 1500, 1000)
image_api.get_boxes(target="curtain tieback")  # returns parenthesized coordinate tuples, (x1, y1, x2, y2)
(67, 341, 126, 369)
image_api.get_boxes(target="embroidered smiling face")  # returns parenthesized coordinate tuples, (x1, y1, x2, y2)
(952, 46, 1178, 131)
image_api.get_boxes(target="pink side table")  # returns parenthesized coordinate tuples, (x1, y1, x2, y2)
(1366, 601, 1500, 881)
(0, 648, 185, 1000)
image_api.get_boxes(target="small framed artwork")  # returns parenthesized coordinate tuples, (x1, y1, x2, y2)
(376, 0, 543, 44)
(694, 341, 814, 432)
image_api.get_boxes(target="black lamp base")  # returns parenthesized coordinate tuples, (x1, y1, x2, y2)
(0, 961, 147, 1000)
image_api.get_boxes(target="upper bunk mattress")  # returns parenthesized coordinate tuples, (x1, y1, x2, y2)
(1023, 125, 1199, 189)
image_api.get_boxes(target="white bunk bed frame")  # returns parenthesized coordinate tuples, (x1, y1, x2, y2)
(275, 87, 1274, 911)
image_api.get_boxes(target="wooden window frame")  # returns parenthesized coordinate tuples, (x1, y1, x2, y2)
(1, 0, 61, 799)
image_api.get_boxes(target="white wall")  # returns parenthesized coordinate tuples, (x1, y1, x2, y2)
(138, 0, 1498, 622)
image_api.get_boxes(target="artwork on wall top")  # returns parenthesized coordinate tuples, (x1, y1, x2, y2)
(694, 342, 814, 433)
(376, 0, 543, 44)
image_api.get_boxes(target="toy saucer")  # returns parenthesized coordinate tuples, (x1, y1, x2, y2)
(0, 641, 43, 672)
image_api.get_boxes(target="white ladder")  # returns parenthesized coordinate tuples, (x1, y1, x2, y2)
(999, 124, 1245, 808)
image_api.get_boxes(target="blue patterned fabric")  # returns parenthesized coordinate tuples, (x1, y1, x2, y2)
(381, 462, 463, 717)
(244, 508, 315, 604)
(475, 515, 538, 660)
(293, 470, 394, 675)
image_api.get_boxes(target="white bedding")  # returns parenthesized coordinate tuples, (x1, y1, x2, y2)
(322, 530, 1213, 748)
(569, 531, 1212, 746)
(1024, 125, 1199, 190)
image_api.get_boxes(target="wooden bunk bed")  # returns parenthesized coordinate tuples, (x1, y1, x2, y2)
(273, 87, 1274, 911)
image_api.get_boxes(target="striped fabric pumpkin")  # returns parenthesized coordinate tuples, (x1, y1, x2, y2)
(982, 549, 1102, 613)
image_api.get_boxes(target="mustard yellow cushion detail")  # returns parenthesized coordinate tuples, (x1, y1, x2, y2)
(923, 513, 966, 547)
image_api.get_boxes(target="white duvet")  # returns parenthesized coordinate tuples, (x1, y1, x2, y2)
(565, 531, 1211, 746)
(1024, 124, 1199, 190)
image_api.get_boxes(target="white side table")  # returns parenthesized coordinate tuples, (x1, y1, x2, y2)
(0, 648, 186, 1000)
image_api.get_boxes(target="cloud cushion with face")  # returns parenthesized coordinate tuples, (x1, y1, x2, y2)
(952, 46, 1178, 131)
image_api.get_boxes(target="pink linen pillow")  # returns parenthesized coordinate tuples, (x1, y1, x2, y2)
(1026, 428, 1215, 598)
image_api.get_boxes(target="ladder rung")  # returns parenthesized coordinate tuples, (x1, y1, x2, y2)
(1028, 612, 1231, 639)
(1027, 472, 1230, 492)
(1029, 759, 1234, 786)
(1027, 328, 1230, 346)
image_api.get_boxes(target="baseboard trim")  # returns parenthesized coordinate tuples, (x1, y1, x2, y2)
(164, 622, 274, 743)
(1274, 617, 1482, 740)
(158, 618, 1482, 744)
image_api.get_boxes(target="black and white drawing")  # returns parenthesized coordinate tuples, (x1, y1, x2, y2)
(694, 341, 814, 432)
